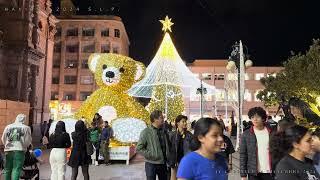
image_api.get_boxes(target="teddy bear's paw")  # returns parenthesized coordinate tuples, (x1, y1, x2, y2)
(111, 118, 147, 143)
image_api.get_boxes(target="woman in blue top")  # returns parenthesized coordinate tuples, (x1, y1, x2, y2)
(177, 117, 227, 180)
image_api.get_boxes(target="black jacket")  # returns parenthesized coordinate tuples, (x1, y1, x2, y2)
(275, 155, 320, 180)
(240, 126, 272, 177)
(168, 130, 192, 167)
(68, 131, 90, 167)
(48, 132, 71, 149)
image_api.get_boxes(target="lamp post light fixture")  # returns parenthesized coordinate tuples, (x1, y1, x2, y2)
(227, 41, 252, 150)
(196, 79, 207, 118)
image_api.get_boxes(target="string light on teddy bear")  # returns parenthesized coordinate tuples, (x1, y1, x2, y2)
(75, 53, 149, 143)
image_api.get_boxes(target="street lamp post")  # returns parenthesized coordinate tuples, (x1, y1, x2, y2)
(227, 41, 253, 150)
(197, 79, 207, 118)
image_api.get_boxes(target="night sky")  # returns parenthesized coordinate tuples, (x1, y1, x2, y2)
(52, 0, 320, 66)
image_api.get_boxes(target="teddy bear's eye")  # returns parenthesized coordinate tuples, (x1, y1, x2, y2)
(102, 64, 107, 69)
(120, 67, 125, 73)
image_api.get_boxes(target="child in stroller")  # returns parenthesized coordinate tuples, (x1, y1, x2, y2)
(20, 146, 41, 180)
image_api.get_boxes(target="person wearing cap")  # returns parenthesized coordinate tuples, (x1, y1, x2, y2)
(1, 114, 32, 180)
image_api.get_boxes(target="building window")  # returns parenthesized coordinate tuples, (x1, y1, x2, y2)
(255, 73, 264, 80)
(113, 46, 119, 54)
(51, 92, 59, 100)
(55, 27, 61, 37)
(66, 28, 78, 36)
(80, 92, 92, 101)
(65, 59, 78, 69)
(52, 77, 59, 84)
(214, 74, 225, 80)
(81, 43, 95, 53)
(205, 95, 212, 101)
(244, 89, 252, 101)
(101, 44, 110, 53)
(81, 60, 89, 69)
(114, 29, 120, 38)
(63, 92, 76, 100)
(202, 73, 212, 80)
(66, 44, 79, 53)
(80, 76, 93, 85)
(53, 59, 60, 68)
(64, 76, 77, 84)
(82, 28, 95, 37)
(54, 43, 61, 53)
(190, 95, 200, 101)
(101, 29, 109, 37)
(267, 73, 277, 78)
(245, 73, 252, 80)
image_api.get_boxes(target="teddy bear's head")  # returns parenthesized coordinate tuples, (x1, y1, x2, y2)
(88, 53, 146, 91)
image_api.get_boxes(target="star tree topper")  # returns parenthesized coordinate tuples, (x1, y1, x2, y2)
(159, 15, 174, 32)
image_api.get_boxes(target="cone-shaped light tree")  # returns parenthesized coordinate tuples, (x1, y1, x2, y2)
(128, 16, 215, 123)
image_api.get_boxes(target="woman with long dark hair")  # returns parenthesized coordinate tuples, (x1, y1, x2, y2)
(168, 115, 193, 180)
(68, 120, 90, 180)
(177, 117, 227, 180)
(49, 121, 71, 180)
(272, 125, 320, 180)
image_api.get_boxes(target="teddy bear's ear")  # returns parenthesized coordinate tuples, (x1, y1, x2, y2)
(88, 53, 101, 73)
(134, 62, 146, 81)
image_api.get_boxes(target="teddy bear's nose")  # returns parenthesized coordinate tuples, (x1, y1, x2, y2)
(106, 71, 115, 78)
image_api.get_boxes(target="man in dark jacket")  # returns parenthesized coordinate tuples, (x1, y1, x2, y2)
(100, 121, 113, 165)
(137, 110, 170, 180)
(240, 107, 274, 180)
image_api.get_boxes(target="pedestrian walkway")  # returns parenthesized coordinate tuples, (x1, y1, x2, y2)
(36, 144, 241, 180)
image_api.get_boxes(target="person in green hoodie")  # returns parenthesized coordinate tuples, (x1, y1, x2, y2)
(137, 110, 171, 180)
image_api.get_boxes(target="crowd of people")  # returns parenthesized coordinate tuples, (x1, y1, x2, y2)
(1, 105, 320, 180)
(0, 112, 114, 180)
(137, 107, 320, 180)
(137, 110, 235, 180)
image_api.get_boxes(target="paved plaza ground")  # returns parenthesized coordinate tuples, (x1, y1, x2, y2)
(1, 132, 241, 179)
(34, 150, 241, 180)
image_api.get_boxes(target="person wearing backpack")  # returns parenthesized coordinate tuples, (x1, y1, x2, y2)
(89, 121, 101, 166)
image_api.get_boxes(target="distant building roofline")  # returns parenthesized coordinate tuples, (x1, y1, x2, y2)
(189, 59, 228, 67)
(56, 15, 122, 21)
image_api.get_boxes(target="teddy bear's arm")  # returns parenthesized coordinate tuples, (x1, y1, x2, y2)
(74, 91, 99, 121)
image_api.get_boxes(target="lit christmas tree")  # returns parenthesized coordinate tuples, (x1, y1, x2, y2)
(128, 16, 215, 123)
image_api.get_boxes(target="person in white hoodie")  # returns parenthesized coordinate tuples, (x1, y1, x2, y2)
(1, 114, 32, 180)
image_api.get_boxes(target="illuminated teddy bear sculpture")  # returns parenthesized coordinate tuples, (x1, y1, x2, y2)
(74, 53, 149, 143)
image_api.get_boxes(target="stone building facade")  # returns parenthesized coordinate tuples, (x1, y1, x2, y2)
(0, 0, 57, 125)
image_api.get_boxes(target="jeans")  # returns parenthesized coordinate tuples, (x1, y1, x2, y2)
(50, 148, 67, 180)
(71, 165, 89, 180)
(4, 151, 25, 180)
(248, 173, 274, 180)
(145, 162, 168, 180)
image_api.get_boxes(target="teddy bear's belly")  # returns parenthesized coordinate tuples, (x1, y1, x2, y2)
(98, 106, 147, 143)
(98, 106, 117, 123)
(112, 118, 147, 143)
